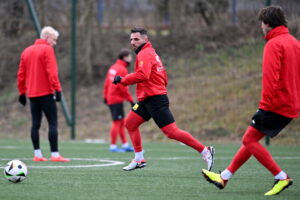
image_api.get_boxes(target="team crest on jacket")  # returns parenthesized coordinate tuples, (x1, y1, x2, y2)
(139, 61, 144, 67)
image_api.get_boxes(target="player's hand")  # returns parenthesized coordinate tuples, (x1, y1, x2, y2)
(18, 95, 26, 106)
(113, 76, 122, 84)
(103, 98, 107, 105)
(54, 91, 62, 102)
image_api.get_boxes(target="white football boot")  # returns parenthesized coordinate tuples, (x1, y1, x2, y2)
(202, 146, 215, 171)
(122, 159, 147, 171)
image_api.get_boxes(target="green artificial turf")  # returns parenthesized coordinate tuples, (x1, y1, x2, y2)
(0, 140, 299, 200)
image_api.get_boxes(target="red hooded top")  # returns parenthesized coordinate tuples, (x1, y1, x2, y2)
(103, 59, 134, 105)
(121, 42, 168, 101)
(259, 26, 300, 118)
(17, 39, 62, 98)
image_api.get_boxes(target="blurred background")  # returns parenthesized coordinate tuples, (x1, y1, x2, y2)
(0, 0, 300, 144)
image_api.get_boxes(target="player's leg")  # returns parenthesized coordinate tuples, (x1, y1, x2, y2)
(42, 94, 70, 162)
(146, 95, 215, 170)
(29, 97, 47, 161)
(109, 120, 124, 152)
(123, 103, 150, 171)
(242, 126, 293, 195)
(108, 103, 126, 152)
(202, 126, 261, 189)
(119, 118, 134, 152)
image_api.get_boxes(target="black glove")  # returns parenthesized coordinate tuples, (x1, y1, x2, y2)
(130, 102, 135, 107)
(112, 76, 122, 84)
(18, 95, 26, 106)
(54, 91, 62, 102)
(103, 98, 107, 105)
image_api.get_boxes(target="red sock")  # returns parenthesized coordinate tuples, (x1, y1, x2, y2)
(160, 122, 205, 153)
(227, 145, 252, 174)
(243, 126, 282, 176)
(110, 120, 120, 145)
(118, 119, 127, 144)
(124, 111, 145, 152)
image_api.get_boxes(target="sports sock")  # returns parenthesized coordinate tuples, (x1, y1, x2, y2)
(200, 147, 208, 156)
(161, 122, 205, 153)
(118, 119, 127, 144)
(51, 152, 60, 157)
(221, 169, 233, 180)
(34, 149, 43, 158)
(227, 145, 252, 174)
(110, 144, 117, 149)
(122, 143, 130, 148)
(125, 111, 145, 152)
(134, 151, 144, 161)
(274, 171, 287, 180)
(243, 126, 282, 176)
(110, 121, 119, 145)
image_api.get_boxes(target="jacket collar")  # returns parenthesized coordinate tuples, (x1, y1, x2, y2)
(135, 41, 152, 54)
(264, 26, 289, 41)
(116, 59, 129, 68)
(34, 39, 50, 45)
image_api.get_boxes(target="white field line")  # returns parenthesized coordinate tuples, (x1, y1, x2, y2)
(0, 156, 299, 169)
(0, 158, 124, 169)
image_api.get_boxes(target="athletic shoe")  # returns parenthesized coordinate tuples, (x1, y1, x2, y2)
(202, 146, 215, 171)
(122, 146, 134, 152)
(264, 177, 293, 196)
(50, 156, 71, 162)
(122, 159, 147, 171)
(202, 169, 228, 189)
(33, 156, 48, 162)
(109, 147, 125, 152)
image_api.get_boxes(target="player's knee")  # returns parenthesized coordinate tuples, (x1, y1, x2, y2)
(161, 123, 177, 139)
(125, 118, 137, 132)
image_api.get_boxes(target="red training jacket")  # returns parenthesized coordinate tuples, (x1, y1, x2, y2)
(121, 42, 168, 101)
(103, 59, 134, 105)
(17, 39, 62, 98)
(259, 26, 300, 118)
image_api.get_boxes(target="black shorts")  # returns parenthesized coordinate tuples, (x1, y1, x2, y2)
(109, 103, 124, 121)
(250, 109, 292, 137)
(132, 95, 175, 128)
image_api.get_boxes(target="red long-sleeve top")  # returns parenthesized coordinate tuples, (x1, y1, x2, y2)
(103, 59, 134, 105)
(17, 39, 61, 97)
(121, 42, 168, 101)
(259, 26, 300, 118)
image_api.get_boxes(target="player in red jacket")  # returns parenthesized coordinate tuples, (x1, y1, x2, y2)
(103, 49, 135, 152)
(17, 26, 70, 162)
(113, 27, 215, 171)
(202, 6, 300, 196)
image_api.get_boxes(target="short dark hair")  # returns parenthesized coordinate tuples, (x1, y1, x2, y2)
(118, 48, 131, 60)
(258, 5, 287, 28)
(131, 27, 148, 35)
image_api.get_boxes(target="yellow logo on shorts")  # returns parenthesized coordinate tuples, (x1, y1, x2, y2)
(133, 103, 139, 111)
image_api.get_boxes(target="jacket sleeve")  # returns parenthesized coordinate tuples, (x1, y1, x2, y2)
(117, 67, 134, 102)
(121, 53, 152, 86)
(262, 42, 282, 99)
(103, 72, 110, 100)
(17, 54, 27, 95)
(45, 47, 62, 92)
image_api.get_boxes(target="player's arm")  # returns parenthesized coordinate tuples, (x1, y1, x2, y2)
(119, 54, 152, 86)
(45, 47, 62, 92)
(17, 54, 27, 95)
(261, 42, 282, 97)
(103, 73, 110, 104)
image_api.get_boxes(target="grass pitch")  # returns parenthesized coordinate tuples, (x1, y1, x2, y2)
(0, 140, 299, 200)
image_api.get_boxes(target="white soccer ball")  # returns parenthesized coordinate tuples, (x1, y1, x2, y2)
(4, 160, 28, 183)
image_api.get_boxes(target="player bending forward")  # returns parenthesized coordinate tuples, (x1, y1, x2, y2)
(202, 6, 300, 196)
(113, 27, 215, 171)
